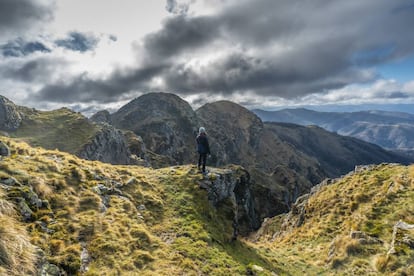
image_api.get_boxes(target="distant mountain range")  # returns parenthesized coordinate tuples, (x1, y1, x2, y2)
(253, 108, 414, 156)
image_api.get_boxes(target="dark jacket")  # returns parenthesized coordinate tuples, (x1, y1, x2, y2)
(196, 133, 210, 154)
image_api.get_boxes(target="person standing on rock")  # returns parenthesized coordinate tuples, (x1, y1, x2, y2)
(196, 127, 210, 173)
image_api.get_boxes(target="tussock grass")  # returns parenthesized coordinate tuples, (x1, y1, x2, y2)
(2, 135, 414, 275)
(254, 163, 414, 275)
(0, 190, 36, 275)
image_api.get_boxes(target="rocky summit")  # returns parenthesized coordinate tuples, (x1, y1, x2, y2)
(111, 92, 199, 165)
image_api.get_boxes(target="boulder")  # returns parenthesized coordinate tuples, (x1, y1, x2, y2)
(0, 95, 22, 130)
(0, 141, 10, 157)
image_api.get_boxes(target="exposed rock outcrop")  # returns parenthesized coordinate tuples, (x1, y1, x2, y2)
(196, 101, 326, 218)
(198, 166, 260, 237)
(89, 110, 112, 124)
(111, 93, 199, 165)
(0, 95, 22, 130)
(0, 140, 10, 157)
(77, 125, 135, 165)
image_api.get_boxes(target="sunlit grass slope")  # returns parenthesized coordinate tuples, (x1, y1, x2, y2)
(0, 137, 278, 275)
(256, 163, 414, 275)
(11, 107, 99, 153)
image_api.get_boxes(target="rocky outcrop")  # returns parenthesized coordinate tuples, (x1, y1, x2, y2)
(196, 101, 326, 218)
(77, 125, 136, 165)
(196, 101, 263, 167)
(111, 93, 199, 165)
(0, 95, 22, 130)
(0, 140, 10, 157)
(198, 166, 260, 237)
(89, 110, 112, 124)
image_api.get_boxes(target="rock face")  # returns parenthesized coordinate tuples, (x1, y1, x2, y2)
(196, 101, 263, 166)
(0, 95, 22, 130)
(111, 93, 199, 165)
(198, 166, 260, 236)
(196, 101, 326, 217)
(77, 125, 135, 165)
(89, 110, 112, 124)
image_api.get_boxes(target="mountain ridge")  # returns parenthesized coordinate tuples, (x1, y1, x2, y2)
(253, 108, 414, 153)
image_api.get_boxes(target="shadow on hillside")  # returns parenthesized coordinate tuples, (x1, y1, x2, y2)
(221, 239, 282, 274)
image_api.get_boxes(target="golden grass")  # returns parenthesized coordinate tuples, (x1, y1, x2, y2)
(0, 190, 36, 275)
(1, 135, 414, 275)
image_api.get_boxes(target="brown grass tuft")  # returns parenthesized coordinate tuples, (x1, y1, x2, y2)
(31, 177, 53, 198)
(0, 192, 36, 275)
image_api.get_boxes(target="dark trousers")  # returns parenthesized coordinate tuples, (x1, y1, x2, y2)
(198, 153, 207, 172)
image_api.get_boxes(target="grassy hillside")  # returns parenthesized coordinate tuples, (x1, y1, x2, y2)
(1, 136, 413, 275)
(0, 137, 277, 275)
(11, 107, 99, 153)
(256, 163, 414, 275)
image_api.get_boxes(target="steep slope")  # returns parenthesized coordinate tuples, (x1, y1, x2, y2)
(253, 108, 414, 152)
(197, 101, 412, 220)
(0, 137, 276, 275)
(197, 101, 326, 218)
(254, 163, 414, 275)
(2, 137, 414, 275)
(111, 92, 199, 165)
(265, 122, 413, 177)
(0, 95, 144, 165)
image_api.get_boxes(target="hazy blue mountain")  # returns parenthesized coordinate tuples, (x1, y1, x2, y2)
(253, 108, 414, 152)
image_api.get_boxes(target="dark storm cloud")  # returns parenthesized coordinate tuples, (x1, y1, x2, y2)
(139, 0, 414, 98)
(0, 57, 68, 82)
(32, 64, 166, 103)
(142, 15, 219, 62)
(1, 38, 51, 57)
(55, 32, 99, 52)
(33, 0, 414, 104)
(0, 0, 54, 39)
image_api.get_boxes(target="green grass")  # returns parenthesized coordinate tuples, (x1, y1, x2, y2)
(11, 108, 99, 153)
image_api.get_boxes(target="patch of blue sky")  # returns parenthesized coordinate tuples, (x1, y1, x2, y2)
(377, 54, 414, 83)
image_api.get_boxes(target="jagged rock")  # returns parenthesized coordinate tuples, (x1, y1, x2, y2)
(111, 93, 199, 165)
(122, 130, 151, 167)
(0, 176, 19, 186)
(35, 247, 63, 276)
(0, 95, 22, 130)
(80, 243, 91, 273)
(0, 140, 10, 157)
(40, 263, 62, 276)
(78, 125, 135, 165)
(18, 198, 34, 222)
(89, 110, 112, 124)
(198, 167, 260, 236)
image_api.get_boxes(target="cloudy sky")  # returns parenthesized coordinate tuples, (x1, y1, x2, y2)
(1, 0, 414, 115)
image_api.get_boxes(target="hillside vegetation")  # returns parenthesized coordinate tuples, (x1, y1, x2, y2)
(0, 137, 276, 275)
(12, 107, 99, 153)
(256, 163, 414, 275)
(1, 136, 413, 275)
